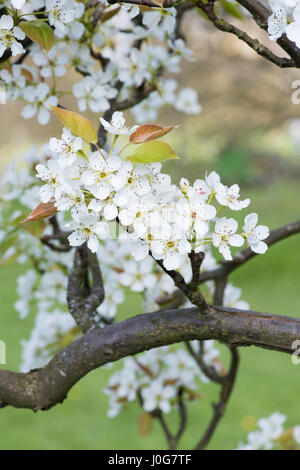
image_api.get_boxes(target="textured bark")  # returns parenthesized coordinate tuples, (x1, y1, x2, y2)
(0, 305, 299, 411)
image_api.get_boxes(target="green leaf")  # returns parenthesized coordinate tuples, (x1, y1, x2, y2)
(219, 0, 243, 20)
(50, 106, 98, 144)
(126, 141, 180, 163)
(19, 20, 54, 52)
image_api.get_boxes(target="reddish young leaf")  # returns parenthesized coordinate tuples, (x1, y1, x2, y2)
(129, 124, 174, 144)
(23, 200, 57, 223)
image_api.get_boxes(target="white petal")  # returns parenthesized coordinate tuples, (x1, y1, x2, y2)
(68, 230, 85, 247)
(228, 234, 244, 247)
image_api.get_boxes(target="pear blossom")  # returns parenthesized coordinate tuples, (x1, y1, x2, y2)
(96, 281, 125, 321)
(285, 5, 300, 46)
(118, 196, 155, 237)
(49, 127, 83, 169)
(36, 159, 64, 203)
(30, 45, 69, 78)
(21, 83, 58, 125)
(258, 412, 286, 440)
(243, 213, 269, 254)
(118, 49, 151, 87)
(168, 38, 194, 61)
(0, 64, 26, 99)
(120, 258, 156, 292)
(142, 380, 175, 414)
(151, 231, 191, 271)
(100, 111, 137, 136)
(0, 15, 25, 58)
(215, 183, 250, 211)
(46, 0, 76, 32)
(73, 77, 118, 113)
(11, 0, 26, 8)
(293, 425, 300, 444)
(35, 269, 67, 307)
(121, 4, 140, 20)
(212, 217, 244, 260)
(14, 270, 37, 319)
(20, 310, 77, 373)
(187, 178, 211, 200)
(175, 88, 202, 114)
(205, 171, 222, 194)
(223, 283, 250, 310)
(175, 197, 216, 238)
(268, 2, 288, 40)
(237, 412, 287, 450)
(55, 189, 87, 221)
(81, 153, 127, 200)
(68, 215, 108, 253)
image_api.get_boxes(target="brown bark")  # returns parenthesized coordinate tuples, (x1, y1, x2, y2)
(1, 305, 299, 411)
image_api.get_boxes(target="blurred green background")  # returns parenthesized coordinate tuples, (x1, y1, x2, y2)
(1, 12, 300, 450)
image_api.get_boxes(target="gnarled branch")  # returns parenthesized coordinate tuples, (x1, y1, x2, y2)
(67, 245, 104, 333)
(0, 305, 299, 411)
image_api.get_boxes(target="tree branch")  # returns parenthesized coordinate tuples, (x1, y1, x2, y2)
(194, 346, 239, 449)
(197, 0, 295, 68)
(185, 341, 224, 383)
(0, 305, 299, 411)
(67, 245, 104, 333)
(236, 0, 300, 67)
(200, 219, 300, 283)
(153, 255, 209, 313)
(108, 0, 159, 7)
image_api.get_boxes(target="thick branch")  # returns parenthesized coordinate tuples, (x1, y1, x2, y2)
(0, 305, 299, 411)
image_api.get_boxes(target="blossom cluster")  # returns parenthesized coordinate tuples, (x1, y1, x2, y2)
(237, 412, 300, 450)
(268, 0, 300, 46)
(104, 343, 222, 418)
(33, 111, 270, 272)
(0, 1, 201, 125)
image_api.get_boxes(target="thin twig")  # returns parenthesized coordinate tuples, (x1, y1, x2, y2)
(194, 346, 239, 450)
(197, 0, 295, 68)
(200, 219, 300, 283)
(152, 255, 209, 313)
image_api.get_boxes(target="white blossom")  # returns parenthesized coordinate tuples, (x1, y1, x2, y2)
(68, 215, 108, 253)
(243, 213, 269, 254)
(212, 217, 244, 260)
(0, 15, 25, 58)
(100, 111, 137, 136)
(49, 127, 82, 168)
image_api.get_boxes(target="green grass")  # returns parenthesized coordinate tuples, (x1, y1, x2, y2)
(0, 181, 300, 450)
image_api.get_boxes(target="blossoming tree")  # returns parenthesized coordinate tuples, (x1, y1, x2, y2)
(0, 0, 300, 450)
